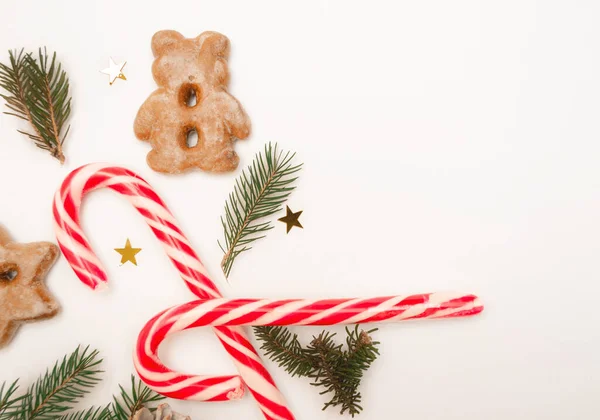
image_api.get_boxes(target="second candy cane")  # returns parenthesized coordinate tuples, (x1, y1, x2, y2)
(53, 163, 294, 420)
(135, 293, 483, 400)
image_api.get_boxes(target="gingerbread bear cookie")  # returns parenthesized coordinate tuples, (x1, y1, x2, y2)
(134, 30, 251, 174)
(0, 225, 60, 348)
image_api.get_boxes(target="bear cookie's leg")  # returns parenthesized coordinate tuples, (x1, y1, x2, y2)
(146, 126, 191, 174)
(216, 148, 240, 172)
(185, 117, 239, 173)
(205, 145, 240, 173)
(147, 149, 188, 174)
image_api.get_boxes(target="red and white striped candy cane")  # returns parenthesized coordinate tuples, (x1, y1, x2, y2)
(135, 293, 483, 400)
(53, 163, 294, 420)
(53, 163, 484, 419)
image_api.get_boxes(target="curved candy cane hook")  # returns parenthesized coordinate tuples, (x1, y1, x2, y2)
(135, 293, 484, 399)
(53, 163, 294, 420)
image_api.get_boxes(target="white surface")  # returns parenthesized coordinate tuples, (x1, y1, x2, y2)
(0, 1, 599, 419)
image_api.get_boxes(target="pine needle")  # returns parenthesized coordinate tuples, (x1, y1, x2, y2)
(0, 47, 71, 163)
(218, 142, 302, 277)
(109, 375, 164, 420)
(17, 345, 103, 420)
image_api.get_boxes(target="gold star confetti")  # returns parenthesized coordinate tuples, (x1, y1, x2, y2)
(278, 206, 303, 233)
(114, 239, 141, 265)
(101, 57, 127, 85)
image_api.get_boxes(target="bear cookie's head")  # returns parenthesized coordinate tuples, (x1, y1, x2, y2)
(151, 30, 230, 102)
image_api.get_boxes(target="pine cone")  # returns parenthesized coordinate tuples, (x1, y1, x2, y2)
(132, 403, 191, 420)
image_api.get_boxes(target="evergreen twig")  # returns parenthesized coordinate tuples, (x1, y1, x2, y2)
(306, 331, 355, 414)
(1, 347, 164, 420)
(218, 142, 303, 277)
(17, 346, 102, 420)
(0, 47, 71, 163)
(254, 325, 380, 416)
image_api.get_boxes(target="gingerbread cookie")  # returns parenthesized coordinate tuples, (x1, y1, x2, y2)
(0, 225, 60, 348)
(134, 30, 251, 174)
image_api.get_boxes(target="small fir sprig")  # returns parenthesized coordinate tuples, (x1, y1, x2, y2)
(218, 142, 302, 277)
(255, 325, 380, 416)
(0, 346, 166, 420)
(0, 48, 72, 163)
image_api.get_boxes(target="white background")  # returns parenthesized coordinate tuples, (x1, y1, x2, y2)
(1, 1, 599, 419)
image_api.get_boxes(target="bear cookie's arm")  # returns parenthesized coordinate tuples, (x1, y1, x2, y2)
(134, 94, 160, 141)
(223, 95, 251, 140)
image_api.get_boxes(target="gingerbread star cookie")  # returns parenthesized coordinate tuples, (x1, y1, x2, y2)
(0, 225, 60, 348)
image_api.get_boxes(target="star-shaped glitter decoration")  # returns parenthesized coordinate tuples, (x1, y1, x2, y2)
(278, 206, 303, 233)
(0, 225, 60, 348)
(100, 57, 127, 85)
(114, 239, 142, 265)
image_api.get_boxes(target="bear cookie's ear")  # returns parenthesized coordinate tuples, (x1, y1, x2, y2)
(152, 30, 185, 56)
(195, 31, 230, 57)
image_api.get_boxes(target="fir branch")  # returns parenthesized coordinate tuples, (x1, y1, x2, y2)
(0, 379, 24, 419)
(0, 50, 39, 128)
(306, 331, 358, 415)
(17, 345, 102, 420)
(0, 47, 71, 163)
(218, 142, 302, 277)
(1, 349, 165, 420)
(255, 325, 380, 416)
(109, 375, 164, 420)
(322, 327, 379, 416)
(24, 48, 71, 161)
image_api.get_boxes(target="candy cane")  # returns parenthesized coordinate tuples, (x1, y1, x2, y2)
(53, 163, 294, 420)
(135, 293, 483, 398)
(53, 163, 484, 420)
